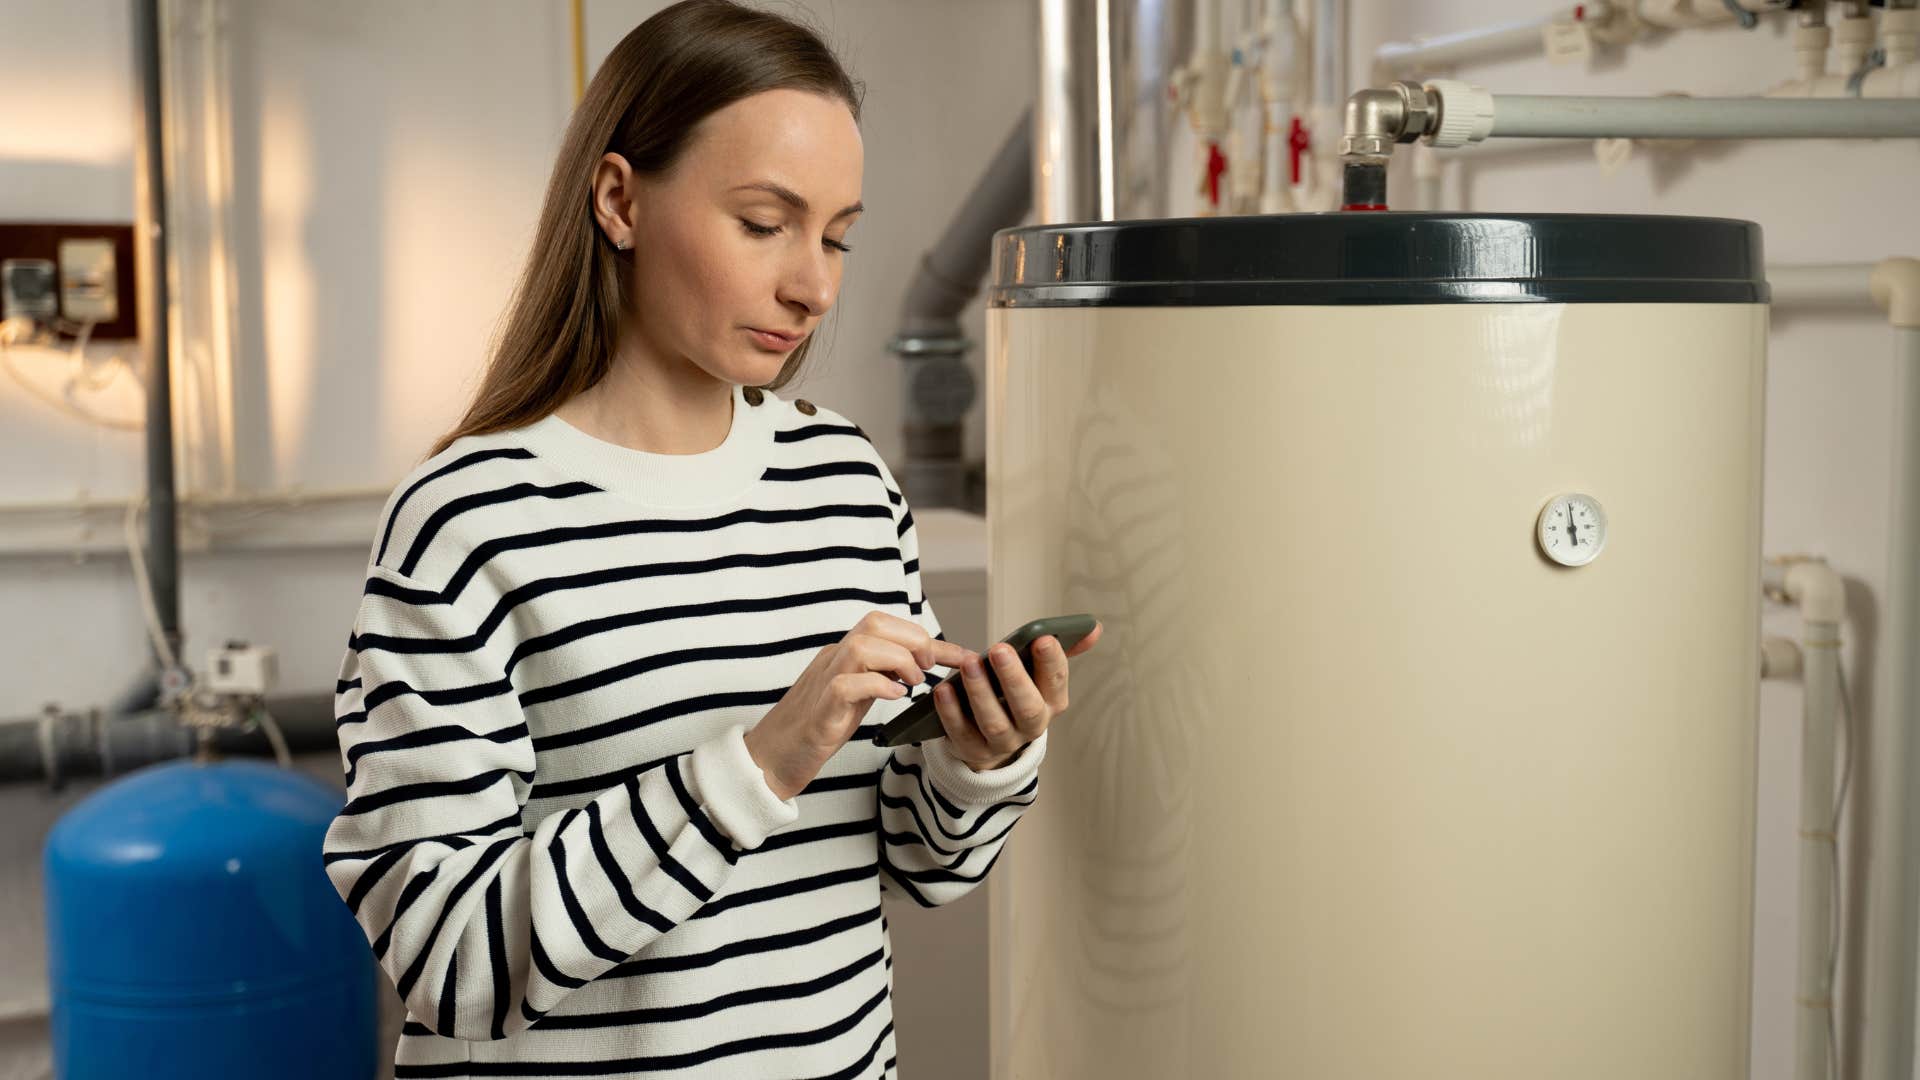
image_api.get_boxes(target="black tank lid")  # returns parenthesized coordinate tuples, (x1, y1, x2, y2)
(989, 212, 1767, 307)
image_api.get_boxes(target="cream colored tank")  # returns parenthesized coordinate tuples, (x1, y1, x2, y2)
(982, 214, 1768, 1079)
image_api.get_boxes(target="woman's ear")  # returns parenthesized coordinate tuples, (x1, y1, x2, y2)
(591, 152, 637, 249)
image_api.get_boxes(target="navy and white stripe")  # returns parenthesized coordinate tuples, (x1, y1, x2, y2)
(323, 387, 1046, 1079)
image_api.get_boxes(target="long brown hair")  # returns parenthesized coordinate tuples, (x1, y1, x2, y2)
(429, 0, 863, 458)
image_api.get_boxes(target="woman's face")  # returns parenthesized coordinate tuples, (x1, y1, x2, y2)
(614, 88, 864, 387)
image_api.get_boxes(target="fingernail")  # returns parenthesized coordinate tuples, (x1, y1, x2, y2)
(964, 654, 983, 677)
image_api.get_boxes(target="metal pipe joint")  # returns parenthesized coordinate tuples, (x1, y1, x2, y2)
(1338, 80, 1435, 158)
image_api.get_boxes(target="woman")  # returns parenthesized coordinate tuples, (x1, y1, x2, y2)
(321, 1, 1101, 1076)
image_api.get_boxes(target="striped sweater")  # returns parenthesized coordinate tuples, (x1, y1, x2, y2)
(322, 382, 1046, 1079)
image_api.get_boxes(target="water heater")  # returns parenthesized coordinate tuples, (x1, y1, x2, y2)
(984, 213, 1767, 1079)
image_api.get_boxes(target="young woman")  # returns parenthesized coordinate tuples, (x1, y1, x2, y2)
(321, 1, 1101, 1076)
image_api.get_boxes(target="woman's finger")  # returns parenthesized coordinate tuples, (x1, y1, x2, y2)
(959, 650, 1023, 754)
(985, 643, 1051, 739)
(855, 610, 971, 673)
(932, 680, 988, 758)
(1030, 636, 1070, 713)
(848, 633, 964, 693)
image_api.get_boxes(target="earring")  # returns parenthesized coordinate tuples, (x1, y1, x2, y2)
(614, 237, 630, 250)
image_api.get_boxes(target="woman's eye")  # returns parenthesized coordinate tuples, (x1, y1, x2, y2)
(741, 218, 851, 253)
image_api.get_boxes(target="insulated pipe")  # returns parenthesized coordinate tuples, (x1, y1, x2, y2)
(0, 692, 340, 790)
(895, 111, 1033, 340)
(1342, 83, 1920, 205)
(888, 111, 1033, 508)
(132, 0, 182, 676)
(1484, 95, 1920, 140)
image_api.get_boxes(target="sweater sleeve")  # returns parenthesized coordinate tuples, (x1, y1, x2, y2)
(321, 565, 801, 1041)
(871, 470, 1047, 908)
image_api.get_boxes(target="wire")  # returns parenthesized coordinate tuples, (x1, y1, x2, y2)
(63, 318, 127, 393)
(1826, 657, 1855, 1080)
(250, 704, 292, 768)
(0, 316, 141, 430)
(123, 495, 180, 674)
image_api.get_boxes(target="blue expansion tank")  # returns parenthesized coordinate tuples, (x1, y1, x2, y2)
(43, 758, 377, 1078)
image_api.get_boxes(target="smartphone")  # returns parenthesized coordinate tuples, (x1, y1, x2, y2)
(874, 613, 1098, 748)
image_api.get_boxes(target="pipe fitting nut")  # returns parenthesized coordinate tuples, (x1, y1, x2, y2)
(1424, 79, 1496, 148)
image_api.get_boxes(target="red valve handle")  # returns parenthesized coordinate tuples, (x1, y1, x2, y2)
(1287, 115, 1309, 185)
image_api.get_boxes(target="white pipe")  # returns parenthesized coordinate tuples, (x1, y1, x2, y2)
(1299, 0, 1347, 210)
(1767, 60, 1920, 100)
(1373, 4, 1596, 80)
(1875, 317, 1920, 1080)
(1768, 264, 1880, 310)
(1637, 0, 1752, 28)
(1312, 0, 1344, 106)
(1768, 558, 1847, 1080)
(1792, 21, 1831, 85)
(1409, 139, 1441, 211)
(1834, 10, 1875, 79)
(1483, 95, 1920, 139)
(1257, 0, 1297, 213)
(1175, 0, 1232, 215)
(1764, 4, 1918, 99)
(1762, 635, 1805, 681)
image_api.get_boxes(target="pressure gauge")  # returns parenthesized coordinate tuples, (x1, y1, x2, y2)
(1537, 493, 1607, 567)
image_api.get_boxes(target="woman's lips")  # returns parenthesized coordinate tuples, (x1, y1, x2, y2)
(747, 327, 801, 351)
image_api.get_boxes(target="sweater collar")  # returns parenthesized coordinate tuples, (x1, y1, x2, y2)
(514, 381, 776, 509)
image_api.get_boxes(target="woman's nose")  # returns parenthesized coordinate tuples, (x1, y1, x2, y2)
(778, 249, 835, 317)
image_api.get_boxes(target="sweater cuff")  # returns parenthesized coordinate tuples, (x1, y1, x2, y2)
(687, 724, 801, 851)
(921, 730, 1048, 806)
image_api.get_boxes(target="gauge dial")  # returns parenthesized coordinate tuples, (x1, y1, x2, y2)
(1538, 493, 1607, 567)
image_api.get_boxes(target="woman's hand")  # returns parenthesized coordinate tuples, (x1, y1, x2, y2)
(745, 610, 974, 801)
(934, 621, 1103, 772)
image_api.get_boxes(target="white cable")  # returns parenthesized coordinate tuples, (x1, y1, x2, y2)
(64, 319, 129, 393)
(124, 495, 179, 674)
(1827, 658, 1856, 1080)
(1, 317, 142, 431)
(251, 704, 292, 768)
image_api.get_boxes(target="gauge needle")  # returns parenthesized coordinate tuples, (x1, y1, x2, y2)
(1565, 510, 1578, 547)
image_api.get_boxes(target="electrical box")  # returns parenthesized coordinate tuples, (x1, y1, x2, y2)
(58, 237, 118, 323)
(205, 642, 279, 697)
(0, 222, 138, 339)
(2, 258, 58, 322)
